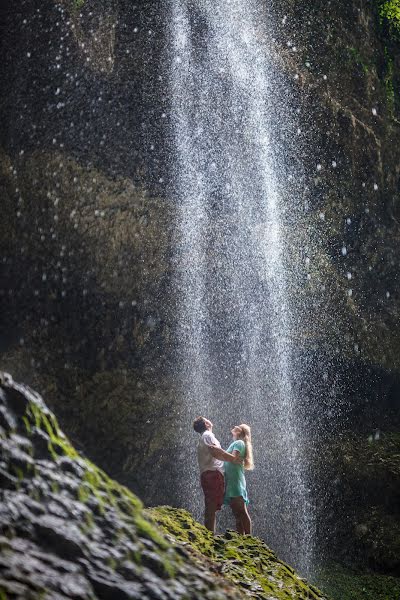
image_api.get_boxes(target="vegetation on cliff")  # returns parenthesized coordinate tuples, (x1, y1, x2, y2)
(378, 0, 400, 37)
(316, 562, 400, 600)
(313, 431, 400, 585)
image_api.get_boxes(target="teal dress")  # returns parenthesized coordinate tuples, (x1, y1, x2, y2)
(224, 439, 249, 505)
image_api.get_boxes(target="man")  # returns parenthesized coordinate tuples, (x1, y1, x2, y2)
(193, 416, 241, 533)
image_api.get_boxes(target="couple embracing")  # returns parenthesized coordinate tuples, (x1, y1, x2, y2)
(193, 416, 254, 535)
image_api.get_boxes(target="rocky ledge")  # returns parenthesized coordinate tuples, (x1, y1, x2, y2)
(0, 374, 327, 600)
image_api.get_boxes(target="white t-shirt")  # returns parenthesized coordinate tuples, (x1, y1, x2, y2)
(197, 430, 224, 474)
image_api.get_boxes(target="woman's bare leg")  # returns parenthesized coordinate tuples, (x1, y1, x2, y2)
(242, 503, 252, 535)
(230, 497, 249, 534)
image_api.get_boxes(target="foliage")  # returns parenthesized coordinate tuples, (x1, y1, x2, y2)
(347, 46, 371, 74)
(377, 0, 400, 38)
(383, 47, 396, 116)
(316, 562, 400, 600)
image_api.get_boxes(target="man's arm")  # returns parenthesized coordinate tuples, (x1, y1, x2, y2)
(209, 446, 241, 463)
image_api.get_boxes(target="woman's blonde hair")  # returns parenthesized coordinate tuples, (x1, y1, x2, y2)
(238, 424, 254, 470)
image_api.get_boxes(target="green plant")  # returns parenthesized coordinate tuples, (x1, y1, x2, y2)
(384, 49, 395, 114)
(378, 0, 400, 37)
(348, 47, 370, 74)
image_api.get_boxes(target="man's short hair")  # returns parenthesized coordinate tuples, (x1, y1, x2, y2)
(193, 416, 207, 434)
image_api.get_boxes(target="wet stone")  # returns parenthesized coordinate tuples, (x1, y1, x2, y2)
(47, 500, 70, 519)
(59, 572, 94, 598)
(33, 515, 87, 560)
(8, 445, 35, 473)
(141, 550, 172, 579)
(10, 433, 33, 453)
(4, 386, 29, 416)
(30, 427, 51, 458)
(143, 580, 170, 600)
(57, 456, 85, 478)
(0, 577, 30, 597)
(117, 559, 142, 580)
(0, 467, 18, 489)
(0, 404, 16, 431)
(87, 572, 145, 600)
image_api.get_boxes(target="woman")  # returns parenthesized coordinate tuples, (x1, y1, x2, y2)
(224, 423, 254, 535)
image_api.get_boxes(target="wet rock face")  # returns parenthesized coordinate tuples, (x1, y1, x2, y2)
(0, 374, 248, 599)
(0, 374, 329, 600)
(272, 0, 400, 373)
(0, 0, 176, 500)
(314, 431, 400, 575)
(0, 0, 399, 557)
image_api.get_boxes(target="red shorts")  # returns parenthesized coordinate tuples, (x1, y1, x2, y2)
(200, 470, 224, 511)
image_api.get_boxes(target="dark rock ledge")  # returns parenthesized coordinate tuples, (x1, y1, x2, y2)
(0, 373, 327, 600)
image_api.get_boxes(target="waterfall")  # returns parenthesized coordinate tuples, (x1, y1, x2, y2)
(167, 0, 314, 573)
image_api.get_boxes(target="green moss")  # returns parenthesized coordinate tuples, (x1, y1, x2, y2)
(148, 507, 326, 600)
(22, 416, 31, 434)
(316, 562, 400, 600)
(106, 557, 117, 570)
(77, 482, 91, 504)
(29, 487, 42, 502)
(383, 47, 396, 116)
(0, 589, 8, 600)
(12, 466, 24, 481)
(23, 398, 144, 523)
(378, 0, 400, 36)
(134, 515, 169, 551)
(347, 47, 371, 74)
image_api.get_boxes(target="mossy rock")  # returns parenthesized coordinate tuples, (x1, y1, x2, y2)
(0, 374, 329, 599)
(148, 506, 328, 600)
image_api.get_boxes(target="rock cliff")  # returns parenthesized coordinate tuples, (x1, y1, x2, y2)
(0, 0, 399, 583)
(0, 374, 327, 600)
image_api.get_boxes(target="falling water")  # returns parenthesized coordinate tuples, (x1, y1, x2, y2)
(167, 0, 314, 573)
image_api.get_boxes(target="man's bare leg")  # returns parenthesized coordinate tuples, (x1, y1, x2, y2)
(204, 500, 217, 533)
